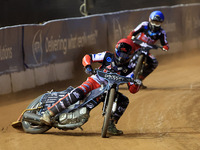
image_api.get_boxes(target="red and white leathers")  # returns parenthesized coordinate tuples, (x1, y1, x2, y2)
(127, 21, 169, 80)
(82, 51, 140, 94)
(48, 51, 140, 123)
(81, 51, 140, 122)
(127, 21, 169, 51)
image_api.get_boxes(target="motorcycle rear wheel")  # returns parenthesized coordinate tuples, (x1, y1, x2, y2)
(101, 88, 115, 138)
(22, 95, 51, 134)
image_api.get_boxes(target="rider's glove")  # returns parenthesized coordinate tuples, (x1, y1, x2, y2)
(134, 79, 142, 86)
(162, 45, 169, 52)
(85, 65, 93, 75)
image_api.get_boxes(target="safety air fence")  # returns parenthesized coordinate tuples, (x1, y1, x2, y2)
(0, 3, 199, 95)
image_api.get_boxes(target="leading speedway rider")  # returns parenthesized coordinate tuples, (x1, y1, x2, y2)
(40, 38, 142, 136)
(127, 10, 169, 89)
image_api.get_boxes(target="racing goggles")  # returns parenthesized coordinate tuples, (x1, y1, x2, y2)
(115, 48, 131, 60)
(150, 20, 162, 27)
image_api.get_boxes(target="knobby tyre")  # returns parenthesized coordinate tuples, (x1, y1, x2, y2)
(101, 88, 115, 138)
(134, 55, 144, 80)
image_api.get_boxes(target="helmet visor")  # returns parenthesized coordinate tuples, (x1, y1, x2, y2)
(150, 20, 162, 27)
(115, 48, 130, 60)
(115, 48, 132, 65)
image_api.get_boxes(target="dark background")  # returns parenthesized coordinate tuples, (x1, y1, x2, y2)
(0, 0, 199, 27)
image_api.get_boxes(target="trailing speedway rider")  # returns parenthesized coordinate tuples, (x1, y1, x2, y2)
(40, 38, 142, 136)
(127, 10, 169, 89)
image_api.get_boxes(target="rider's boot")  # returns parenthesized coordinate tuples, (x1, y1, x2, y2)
(140, 83, 147, 89)
(40, 110, 54, 125)
(138, 75, 147, 89)
(40, 88, 85, 125)
(107, 119, 123, 136)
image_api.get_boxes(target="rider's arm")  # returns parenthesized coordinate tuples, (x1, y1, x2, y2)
(159, 30, 169, 51)
(82, 54, 93, 75)
(127, 22, 147, 40)
(82, 54, 92, 67)
(82, 51, 108, 67)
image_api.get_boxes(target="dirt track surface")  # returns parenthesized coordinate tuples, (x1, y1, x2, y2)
(0, 50, 200, 150)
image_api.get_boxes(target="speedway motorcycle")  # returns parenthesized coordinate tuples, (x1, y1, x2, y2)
(131, 38, 162, 80)
(12, 69, 136, 138)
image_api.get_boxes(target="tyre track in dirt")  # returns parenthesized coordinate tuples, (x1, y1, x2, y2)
(0, 50, 200, 150)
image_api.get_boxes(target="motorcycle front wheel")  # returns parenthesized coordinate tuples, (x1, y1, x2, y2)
(101, 88, 115, 138)
(22, 95, 52, 134)
(134, 55, 144, 80)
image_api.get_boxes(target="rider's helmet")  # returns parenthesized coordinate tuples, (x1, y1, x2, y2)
(149, 10, 164, 32)
(114, 38, 135, 65)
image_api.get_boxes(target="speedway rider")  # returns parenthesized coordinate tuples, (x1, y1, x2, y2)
(127, 10, 169, 89)
(40, 38, 141, 135)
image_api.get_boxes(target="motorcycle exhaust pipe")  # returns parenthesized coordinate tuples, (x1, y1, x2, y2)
(23, 112, 43, 125)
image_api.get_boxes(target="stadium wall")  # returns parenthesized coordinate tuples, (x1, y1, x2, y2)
(0, 3, 199, 95)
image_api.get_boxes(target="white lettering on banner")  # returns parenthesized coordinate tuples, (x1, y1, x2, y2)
(68, 30, 98, 49)
(45, 36, 68, 54)
(32, 30, 98, 63)
(87, 30, 98, 45)
(77, 32, 88, 48)
(0, 45, 13, 61)
(67, 34, 76, 49)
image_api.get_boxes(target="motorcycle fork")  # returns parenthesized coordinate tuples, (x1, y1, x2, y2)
(102, 91, 109, 116)
(140, 57, 147, 74)
(102, 85, 118, 116)
(112, 94, 119, 113)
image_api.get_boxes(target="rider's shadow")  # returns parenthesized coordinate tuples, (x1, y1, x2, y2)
(44, 131, 168, 138)
(123, 130, 200, 139)
(45, 131, 101, 137)
(123, 132, 169, 139)
(119, 86, 200, 91)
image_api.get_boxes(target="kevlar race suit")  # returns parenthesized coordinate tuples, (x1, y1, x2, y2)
(48, 51, 140, 123)
(127, 21, 169, 80)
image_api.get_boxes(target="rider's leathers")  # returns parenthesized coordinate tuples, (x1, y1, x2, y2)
(48, 51, 140, 122)
(127, 21, 169, 80)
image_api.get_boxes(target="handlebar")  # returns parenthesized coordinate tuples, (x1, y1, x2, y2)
(133, 38, 163, 50)
(93, 69, 137, 84)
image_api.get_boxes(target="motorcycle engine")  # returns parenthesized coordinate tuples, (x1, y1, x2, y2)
(59, 107, 89, 125)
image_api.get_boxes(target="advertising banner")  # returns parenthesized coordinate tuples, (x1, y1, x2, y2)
(23, 15, 107, 68)
(181, 4, 200, 41)
(105, 6, 184, 51)
(0, 27, 23, 75)
(105, 11, 135, 51)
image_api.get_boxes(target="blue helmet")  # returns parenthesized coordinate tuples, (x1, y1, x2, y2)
(149, 11, 164, 32)
(149, 11, 164, 22)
